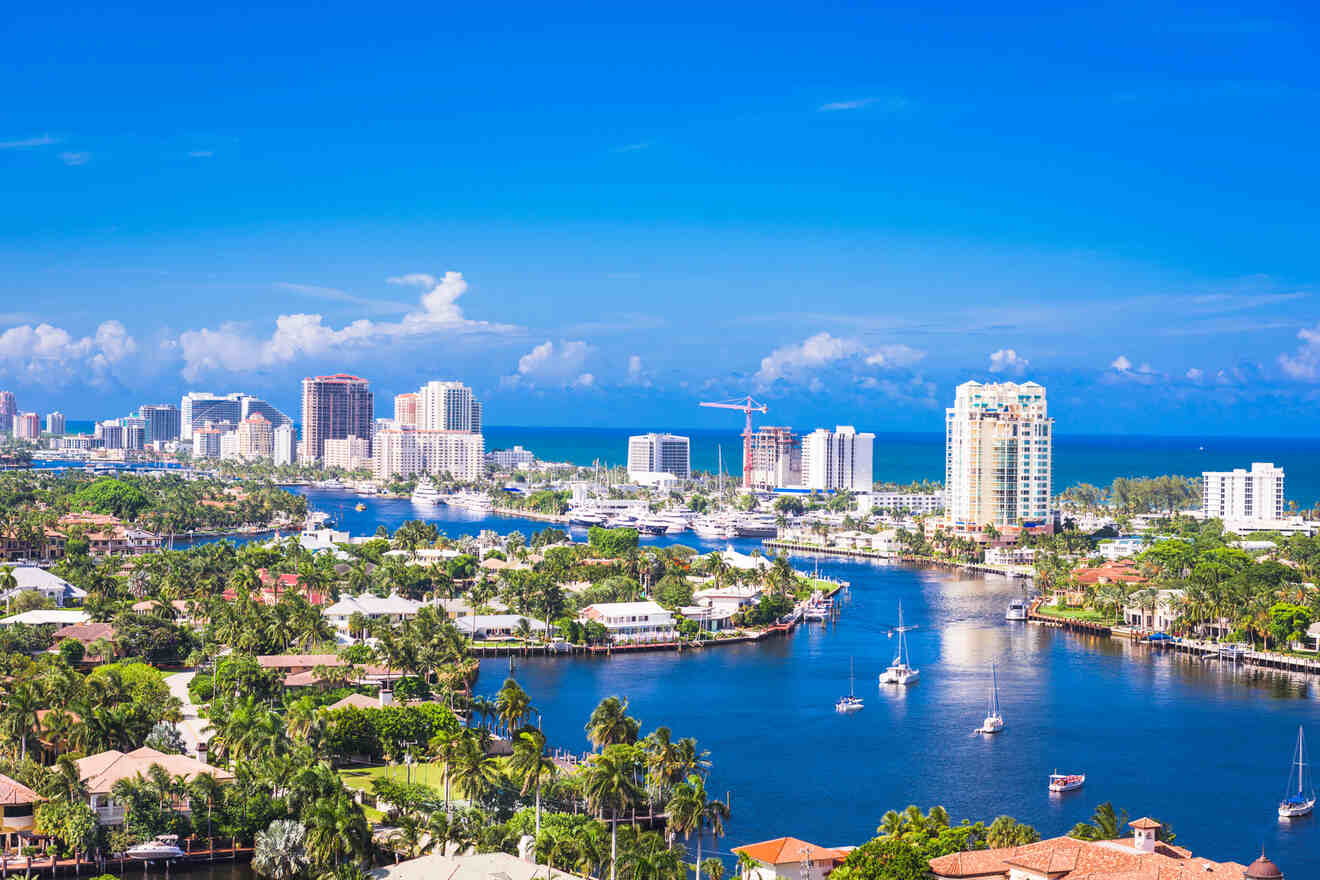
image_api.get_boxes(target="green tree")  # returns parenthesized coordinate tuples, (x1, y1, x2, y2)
(252, 819, 308, 880)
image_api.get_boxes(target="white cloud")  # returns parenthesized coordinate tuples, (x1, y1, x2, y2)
(988, 348, 1029, 375)
(502, 340, 594, 389)
(0, 135, 58, 149)
(624, 354, 652, 387)
(1185, 368, 1204, 381)
(59, 152, 91, 166)
(1279, 325, 1320, 380)
(1107, 354, 1162, 384)
(863, 344, 925, 368)
(0, 320, 137, 386)
(817, 96, 911, 112)
(1111, 355, 1133, 371)
(755, 333, 924, 389)
(179, 271, 515, 380)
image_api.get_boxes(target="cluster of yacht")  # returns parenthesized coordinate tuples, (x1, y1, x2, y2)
(566, 507, 779, 538)
(409, 481, 493, 513)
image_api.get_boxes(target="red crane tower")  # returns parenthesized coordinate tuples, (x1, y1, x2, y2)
(698, 395, 768, 488)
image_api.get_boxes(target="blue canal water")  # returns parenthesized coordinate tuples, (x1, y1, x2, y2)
(279, 489, 1319, 874)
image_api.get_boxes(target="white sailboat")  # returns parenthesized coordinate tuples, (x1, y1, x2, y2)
(879, 602, 920, 685)
(975, 660, 1005, 734)
(1278, 726, 1316, 818)
(836, 657, 864, 713)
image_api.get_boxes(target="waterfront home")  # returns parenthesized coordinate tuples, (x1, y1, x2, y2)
(1096, 536, 1147, 561)
(927, 816, 1266, 880)
(0, 526, 68, 563)
(732, 837, 848, 880)
(370, 848, 586, 880)
(682, 583, 764, 631)
(49, 622, 118, 661)
(1122, 589, 1185, 633)
(706, 547, 771, 571)
(984, 546, 1037, 566)
(0, 608, 90, 627)
(257, 654, 405, 687)
(453, 614, 549, 640)
(58, 513, 161, 557)
(580, 601, 676, 644)
(222, 569, 332, 606)
(323, 592, 422, 633)
(76, 747, 234, 826)
(0, 772, 39, 850)
(0, 566, 86, 608)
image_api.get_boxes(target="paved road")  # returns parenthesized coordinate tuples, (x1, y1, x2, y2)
(164, 670, 212, 758)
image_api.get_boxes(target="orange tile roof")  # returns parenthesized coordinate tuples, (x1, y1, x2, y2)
(732, 838, 847, 866)
(1129, 817, 1163, 830)
(75, 746, 234, 795)
(929, 834, 1248, 880)
(0, 773, 39, 805)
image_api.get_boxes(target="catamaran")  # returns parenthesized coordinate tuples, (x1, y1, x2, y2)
(836, 657, 864, 713)
(975, 660, 1005, 734)
(879, 602, 920, 685)
(1278, 726, 1316, 818)
(1048, 770, 1085, 792)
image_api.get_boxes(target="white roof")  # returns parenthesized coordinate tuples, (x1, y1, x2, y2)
(582, 600, 670, 615)
(372, 851, 584, 880)
(1, 609, 91, 626)
(0, 567, 86, 599)
(694, 584, 762, 601)
(711, 546, 770, 570)
(454, 615, 548, 633)
(324, 592, 422, 617)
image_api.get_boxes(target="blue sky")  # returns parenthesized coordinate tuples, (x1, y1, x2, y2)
(3, 0, 1319, 435)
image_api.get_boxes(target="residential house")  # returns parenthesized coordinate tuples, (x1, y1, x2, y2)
(370, 849, 587, 880)
(1122, 589, 1185, 633)
(0, 609, 90, 627)
(453, 615, 549, 640)
(323, 592, 422, 633)
(0, 527, 68, 563)
(257, 654, 405, 688)
(0, 566, 86, 608)
(732, 837, 848, 880)
(76, 747, 234, 826)
(580, 601, 676, 644)
(681, 584, 764, 632)
(1062, 559, 1148, 605)
(0, 773, 39, 848)
(49, 622, 117, 661)
(58, 513, 161, 557)
(928, 817, 1265, 880)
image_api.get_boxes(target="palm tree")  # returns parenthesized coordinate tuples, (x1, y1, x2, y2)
(428, 727, 462, 818)
(509, 728, 556, 835)
(585, 696, 639, 750)
(252, 819, 308, 880)
(305, 792, 369, 870)
(449, 730, 498, 805)
(495, 677, 533, 736)
(1069, 802, 1128, 841)
(3, 682, 40, 762)
(583, 744, 642, 880)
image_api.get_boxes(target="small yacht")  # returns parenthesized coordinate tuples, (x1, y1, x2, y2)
(410, 480, 444, 505)
(879, 602, 920, 685)
(835, 658, 864, 713)
(1278, 726, 1316, 818)
(975, 661, 1005, 734)
(126, 835, 185, 861)
(1048, 771, 1086, 793)
(1005, 598, 1028, 621)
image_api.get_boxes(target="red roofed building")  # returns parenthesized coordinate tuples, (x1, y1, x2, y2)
(0, 772, 39, 846)
(220, 569, 331, 606)
(1072, 559, 1148, 587)
(928, 817, 1266, 880)
(732, 838, 848, 880)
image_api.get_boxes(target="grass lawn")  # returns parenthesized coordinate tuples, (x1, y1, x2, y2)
(340, 762, 449, 792)
(1038, 605, 1119, 625)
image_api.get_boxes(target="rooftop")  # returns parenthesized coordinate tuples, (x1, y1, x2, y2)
(76, 746, 234, 795)
(928, 832, 1248, 880)
(733, 837, 847, 866)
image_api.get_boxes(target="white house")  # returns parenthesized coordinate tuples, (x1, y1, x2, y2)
(323, 592, 422, 633)
(1096, 537, 1147, 560)
(454, 615, 549, 640)
(1122, 589, 1184, 633)
(580, 601, 676, 643)
(0, 567, 87, 608)
(0, 609, 90, 626)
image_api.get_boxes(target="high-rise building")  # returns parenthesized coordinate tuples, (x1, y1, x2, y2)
(240, 396, 293, 429)
(0, 391, 16, 424)
(273, 424, 297, 466)
(393, 392, 419, 428)
(96, 421, 125, 450)
(746, 426, 801, 490)
(235, 414, 275, 459)
(801, 426, 874, 491)
(1202, 462, 1284, 523)
(488, 446, 536, 469)
(372, 428, 485, 482)
(140, 404, 181, 443)
(45, 412, 65, 435)
(945, 380, 1053, 529)
(300, 374, 374, 463)
(192, 425, 223, 458)
(180, 393, 242, 441)
(120, 416, 146, 451)
(323, 436, 372, 470)
(12, 412, 40, 441)
(627, 433, 691, 480)
(416, 381, 481, 433)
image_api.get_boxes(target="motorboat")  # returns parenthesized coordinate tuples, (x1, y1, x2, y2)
(879, 602, 920, 685)
(1048, 771, 1085, 793)
(1279, 726, 1316, 818)
(126, 835, 185, 860)
(567, 510, 608, 527)
(975, 661, 1005, 734)
(835, 658, 864, 713)
(1005, 598, 1028, 621)
(733, 514, 779, 538)
(410, 480, 444, 505)
(354, 502, 367, 512)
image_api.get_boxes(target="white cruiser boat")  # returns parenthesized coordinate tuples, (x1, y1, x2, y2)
(733, 514, 779, 538)
(879, 602, 920, 685)
(448, 492, 493, 512)
(693, 515, 737, 540)
(1005, 598, 1028, 621)
(1048, 771, 1085, 793)
(567, 510, 608, 527)
(410, 480, 444, 505)
(126, 835, 185, 861)
(835, 658, 864, 713)
(1279, 726, 1316, 818)
(975, 661, 1005, 734)
(636, 517, 670, 536)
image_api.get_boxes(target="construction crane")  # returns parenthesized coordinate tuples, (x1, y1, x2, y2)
(698, 395, 767, 488)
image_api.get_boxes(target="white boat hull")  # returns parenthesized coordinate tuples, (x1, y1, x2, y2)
(1048, 775, 1086, 793)
(879, 665, 919, 685)
(976, 715, 1005, 734)
(126, 846, 185, 861)
(1279, 798, 1316, 818)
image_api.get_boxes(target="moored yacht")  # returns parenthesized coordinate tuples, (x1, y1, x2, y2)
(1005, 598, 1028, 621)
(1048, 771, 1086, 793)
(1279, 726, 1316, 818)
(410, 480, 444, 505)
(974, 661, 1005, 734)
(126, 835, 185, 861)
(879, 601, 920, 685)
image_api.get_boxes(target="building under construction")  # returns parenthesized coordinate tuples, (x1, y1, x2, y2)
(746, 426, 801, 490)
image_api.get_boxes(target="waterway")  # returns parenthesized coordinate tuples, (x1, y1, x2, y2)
(261, 489, 1320, 875)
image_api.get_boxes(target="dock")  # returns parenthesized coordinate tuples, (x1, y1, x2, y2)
(0, 839, 252, 878)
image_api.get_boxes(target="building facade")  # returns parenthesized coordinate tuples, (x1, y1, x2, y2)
(0, 391, 15, 425)
(801, 425, 874, 491)
(945, 380, 1053, 529)
(11, 413, 39, 441)
(371, 428, 485, 481)
(393, 392, 419, 428)
(416, 381, 482, 433)
(488, 445, 535, 469)
(1202, 462, 1284, 523)
(627, 433, 691, 480)
(299, 374, 374, 463)
(323, 436, 371, 470)
(95, 421, 125, 450)
(192, 426, 222, 458)
(273, 423, 296, 466)
(44, 412, 65, 436)
(139, 404, 181, 443)
(239, 396, 292, 429)
(180, 392, 242, 441)
(235, 414, 275, 459)
(746, 426, 801, 489)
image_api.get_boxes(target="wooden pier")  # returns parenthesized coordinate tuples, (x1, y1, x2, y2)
(0, 839, 252, 878)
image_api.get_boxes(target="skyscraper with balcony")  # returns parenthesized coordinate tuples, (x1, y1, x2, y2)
(393, 392, 419, 428)
(1202, 462, 1284, 523)
(626, 433, 691, 480)
(416, 381, 481, 433)
(299, 374, 374, 463)
(0, 391, 16, 424)
(746, 426, 801, 490)
(801, 426, 874, 491)
(273, 423, 297, 466)
(944, 380, 1053, 530)
(12, 413, 40, 441)
(140, 404, 181, 443)
(45, 412, 65, 436)
(180, 393, 242, 440)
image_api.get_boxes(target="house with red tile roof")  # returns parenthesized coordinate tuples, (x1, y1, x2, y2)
(0, 772, 39, 847)
(75, 747, 233, 826)
(732, 837, 849, 880)
(928, 817, 1267, 880)
(220, 569, 331, 606)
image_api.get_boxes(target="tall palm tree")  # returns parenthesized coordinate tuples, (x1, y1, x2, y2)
(585, 696, 639, 750)
(583, 744, 642, 880)
(449, 730, 498, 805)
(252, 819, 308, 880)
(509, 728, 556, 835)
(495, 677, 533, 736)
(428, 727, 462, 818)
(3, 682, 40, 762)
